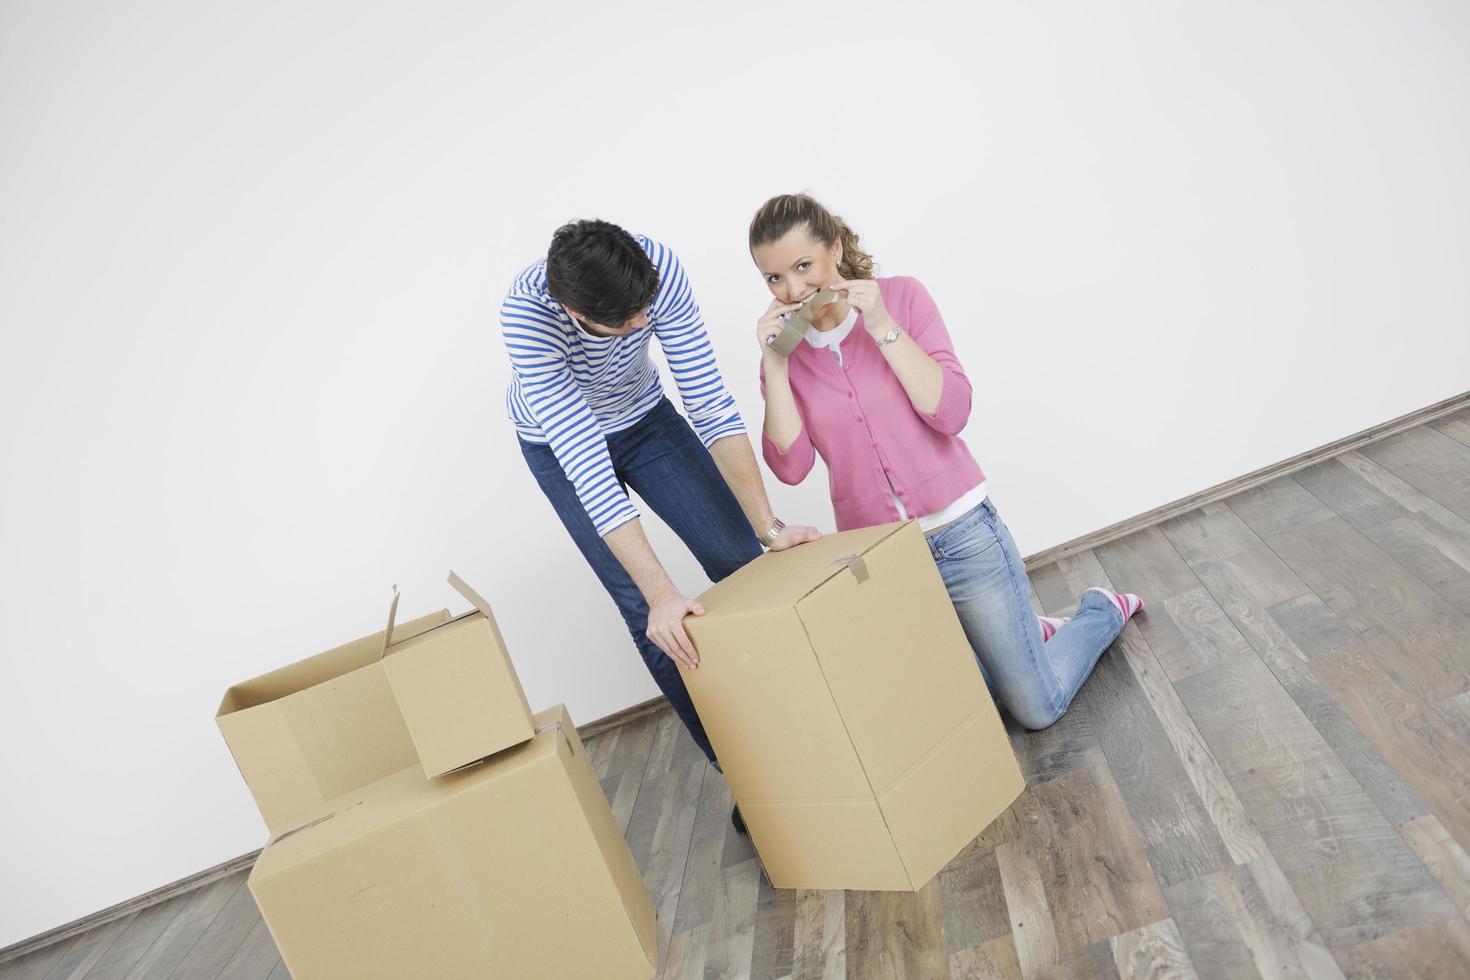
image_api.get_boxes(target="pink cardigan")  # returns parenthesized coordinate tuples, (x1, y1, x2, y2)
(760, 276, 985, 531)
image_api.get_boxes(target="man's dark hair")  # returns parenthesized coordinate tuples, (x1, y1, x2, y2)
(544, 220, 660, 325)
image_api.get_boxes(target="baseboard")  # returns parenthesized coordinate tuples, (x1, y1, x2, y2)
(4, 387, 1466, 966)
(1019, 388, 1469, 569)
(0, 848, 262, 965)
(575, 695, 670, 740)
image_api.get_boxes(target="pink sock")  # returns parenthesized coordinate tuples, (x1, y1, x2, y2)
(1038, 615, 1070, 641)
(1085, 588, 1144, 624)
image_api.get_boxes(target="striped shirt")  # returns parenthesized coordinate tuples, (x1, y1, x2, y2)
(501, 236, 746, 535)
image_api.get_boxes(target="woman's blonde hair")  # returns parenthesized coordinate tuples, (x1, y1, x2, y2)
(748, 193, 876, 280)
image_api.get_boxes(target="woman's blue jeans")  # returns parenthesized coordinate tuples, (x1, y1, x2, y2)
(926, 497, 1124, 730)
(519, 398, 762, 763)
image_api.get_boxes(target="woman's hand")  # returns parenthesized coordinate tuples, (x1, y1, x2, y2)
(756, 297, 803, 356)
(829, 278, 896, 334)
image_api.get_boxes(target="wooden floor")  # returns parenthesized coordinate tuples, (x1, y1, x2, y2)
(6, 411, 1470, 979)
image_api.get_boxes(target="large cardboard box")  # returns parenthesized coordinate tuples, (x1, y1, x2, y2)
(216, 608, 451, 836)
(250, 705, 657, 980)
(684, 520, 1025, 892)
(381, 572, 536, 777)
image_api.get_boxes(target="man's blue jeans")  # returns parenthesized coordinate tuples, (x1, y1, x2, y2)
(519, 397, 762, 763)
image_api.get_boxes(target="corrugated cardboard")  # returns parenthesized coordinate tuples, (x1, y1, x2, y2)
(381, 572, 536, 777)
(216, 608, 451, 836)
(250, 705, 657, 980)
(683, 520, 1025, 891)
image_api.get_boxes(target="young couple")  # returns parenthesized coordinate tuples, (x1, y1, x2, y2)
(500, 193, 1142, 830)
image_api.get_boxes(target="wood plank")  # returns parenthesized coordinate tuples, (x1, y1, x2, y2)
(994, 844, 1060, 980)
(1166, 856, 1345, 980)
(590, 725, 622, 778)
(1334, 914, 1470, 978)
(1438, 690, 1470, 746)
(600, 712, 660, 834)
(1160, 587, 1256, 681)
(1360, 425, 1470, 524)
(1028, 562, 1078, 618)
(645, 744, 706, 964)
(843, 880, 946, 980)
(73, 890, 191, 980)
(1109, 626, 1268, 866)
(1264, 592, 1365, 660)
(1194, 563, 1428, 826)
(746, 876, 798, 980)
(949, 936, 1021, 980)
(1311, 644, 1470, 850)
(1228, 499, 1470, 704)
(1397, 815, 1470, 919)
(214, 915, 282, 980)
(1225, 477, 1339, 539)
(1110, 918, 1198, 980)
(666, 764, 732, 937)
(1164, 873, 1263, 980)
(626, 705, 682, 875)
(1005, 692, 1106, 784)
(1171, 607, 1454, 947)
(1090, 528, 1248, 686)
(1061, 627, 1235, 887)
(162, 867, 262, 979)
(788, 889, 845, 980)
(1225, 854, 1343, 980)
(1428, 408, 1470, 449)
(1161, 503, 1310, 606)
(700, 858, 760, 980)
(1092, 528, 1201, 604)
(116, 871, 246, 980)
(1338, 450, 1470, 575)
(1009, 766, 1170, 953)
(264, 958, 289, 980)
(1294, 458, 1470, 616)
(1052, 940, 1121, 979)
(661, 924, 710, 980)
(940, 850, 1011, 954)
(35, 914, 135, 980)
(2, 936, 78, 980)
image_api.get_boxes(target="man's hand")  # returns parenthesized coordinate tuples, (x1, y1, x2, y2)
(767, 523, 822, 551)
(647, 591, 705, 669)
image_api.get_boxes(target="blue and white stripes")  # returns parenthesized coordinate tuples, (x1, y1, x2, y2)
(501, 236, 746, 535)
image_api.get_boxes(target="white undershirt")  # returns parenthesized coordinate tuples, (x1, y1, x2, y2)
(804, 310, 987, 531)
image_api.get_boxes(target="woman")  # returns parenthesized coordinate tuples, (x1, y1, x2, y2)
(750, 193, 1142, 730)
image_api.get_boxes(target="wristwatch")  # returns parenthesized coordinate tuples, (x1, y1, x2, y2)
(876, 324, 903, 347)
(759, 517, 786, 548)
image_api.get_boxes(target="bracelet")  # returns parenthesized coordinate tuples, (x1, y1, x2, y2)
(759, 517, 786, 547)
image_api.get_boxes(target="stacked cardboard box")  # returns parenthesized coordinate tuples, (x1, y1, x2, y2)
(684, 521, 1026, 892)
(216, 574, 657, 980)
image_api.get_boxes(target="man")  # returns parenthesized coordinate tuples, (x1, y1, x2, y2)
(501, 219, 819, 811)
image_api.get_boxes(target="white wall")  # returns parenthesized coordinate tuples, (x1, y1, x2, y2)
(2, 0, 1467, 946)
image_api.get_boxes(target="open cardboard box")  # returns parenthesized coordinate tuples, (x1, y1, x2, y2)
(217, 572, 534, 834)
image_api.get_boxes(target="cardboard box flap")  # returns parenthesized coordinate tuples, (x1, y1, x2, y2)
(379, 571, 517, 653)
(696, 521, 910, 619)
(257, 714, 567, 875)
(217, 608, 452, 716)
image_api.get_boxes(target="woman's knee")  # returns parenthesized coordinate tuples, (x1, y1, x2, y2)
(1008, 697, 1067, 732)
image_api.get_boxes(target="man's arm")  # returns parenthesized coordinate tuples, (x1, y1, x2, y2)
(709, 434, 823, 551)
(603, 520, 705, 670)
